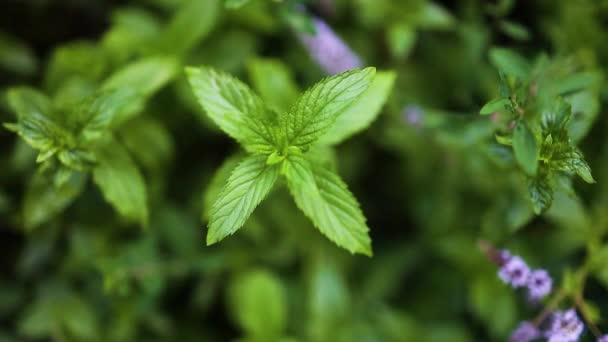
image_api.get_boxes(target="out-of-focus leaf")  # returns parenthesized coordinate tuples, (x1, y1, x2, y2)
(489, 48, 531, 79)
(247, 58, 299, 112)
(387, 24, 416, 59)
(317, 70, 395, 146)
(0, 32, 37, 75)
(512, 120, 538, 176)
(228, 269, 287, 338)
(528, 174, 553, 214)
(92, 138, 148, 226)
(480, 97, 510, 115)
(44, 42, 107, 92)
(118, 117, 174, 172)
(157, 0, 220, 55)
(23, 169, 87, 229)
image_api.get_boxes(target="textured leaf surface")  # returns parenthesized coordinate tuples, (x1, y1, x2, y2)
(186, 66, 280, 153)
(207, 154, 279, 244)
(282, 68, 376, 149)
(285, 155, 372, 255)
(317, 70, 395, 145)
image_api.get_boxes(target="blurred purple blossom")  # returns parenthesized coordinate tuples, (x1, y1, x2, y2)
(545, 309, 584, 342)
(527, 269, 552, 300)
(510, 321, 540, 342)
(402, 105, 423, 128)
(498, 255, 530, 288)
(598, 336, 608, 342)
(297, 17, 363, 75)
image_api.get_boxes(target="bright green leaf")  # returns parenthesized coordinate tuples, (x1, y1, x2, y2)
(92, 138, 148, 226)
(185, 66, 280, 153)
(282, 68, 376, 149)
(207, 154, 279, 244)
(317, 70, 395, 146)
(284, 155, 372, 255)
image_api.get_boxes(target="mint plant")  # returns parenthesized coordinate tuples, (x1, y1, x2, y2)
(4, 57, 177, 228)
(480, 49, 598, 214)
(186, 66, 395, 255)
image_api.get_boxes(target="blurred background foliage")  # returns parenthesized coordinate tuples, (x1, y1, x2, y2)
(1, 0, 608, 340)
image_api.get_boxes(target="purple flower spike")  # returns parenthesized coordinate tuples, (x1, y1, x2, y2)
(297, 17, 363, 75)
(527, 269, 552, 300)
(510, 321, 540, 342)
(598, 336, 608, 342)
(546, 309, 584, 342)
(498, 255, 530, 288)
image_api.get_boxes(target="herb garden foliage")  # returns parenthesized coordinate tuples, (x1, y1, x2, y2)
(1, 0, 608, 341)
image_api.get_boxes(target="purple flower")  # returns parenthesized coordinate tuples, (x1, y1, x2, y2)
(402, 105, 423, 127)
(510, 321, 540, 342)
(498, 255, 530, 288)
(527, 269, 552, 300)
(297, 17, 363, 75)
(598, 336, 608, 342)
(545, 309, 584, 342)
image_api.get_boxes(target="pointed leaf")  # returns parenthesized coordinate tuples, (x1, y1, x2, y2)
(317, 70, 395, 145)
(284, 155, 372, 255)
(480, 97, 510, 115)
(207, 154, 279, 244)
(5, 87, 72, 151)
(92, 138, 148, 225)
(282, 68, 376, 149)
(185, 66, 280, 153)
(489, 48, 531, 79)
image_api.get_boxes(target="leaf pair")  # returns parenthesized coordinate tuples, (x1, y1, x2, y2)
(186, 65, 395, 255)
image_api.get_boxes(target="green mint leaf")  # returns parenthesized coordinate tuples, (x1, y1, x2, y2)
(550, 147, 595, 183)
(480, 97, 510, 115)
(528, 175, 553, 215)
(158, 0, 220, 56)
(118, 117, 175, 172)
(489, 48, 531, 79)
(23, 169, 87, 230)
(225, 0, 251, 9)
(202, 153, 243, 221)
(5, 87, 72, 152)
(70, 88, 140, 143)
(247, 58, 299, 113)
(228, 269, 287, 337)
(317, 70, 396, 146)
(284, 155, 372, 256)
(44, 42, 107, 91)
(281, 67, 376, 149)
(102, 56, 178, 125)
(185, 66, 281, 153)
(92, 138, 148, 226)
(207, 154, 279, 245)
(513, 120, 538, 176)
